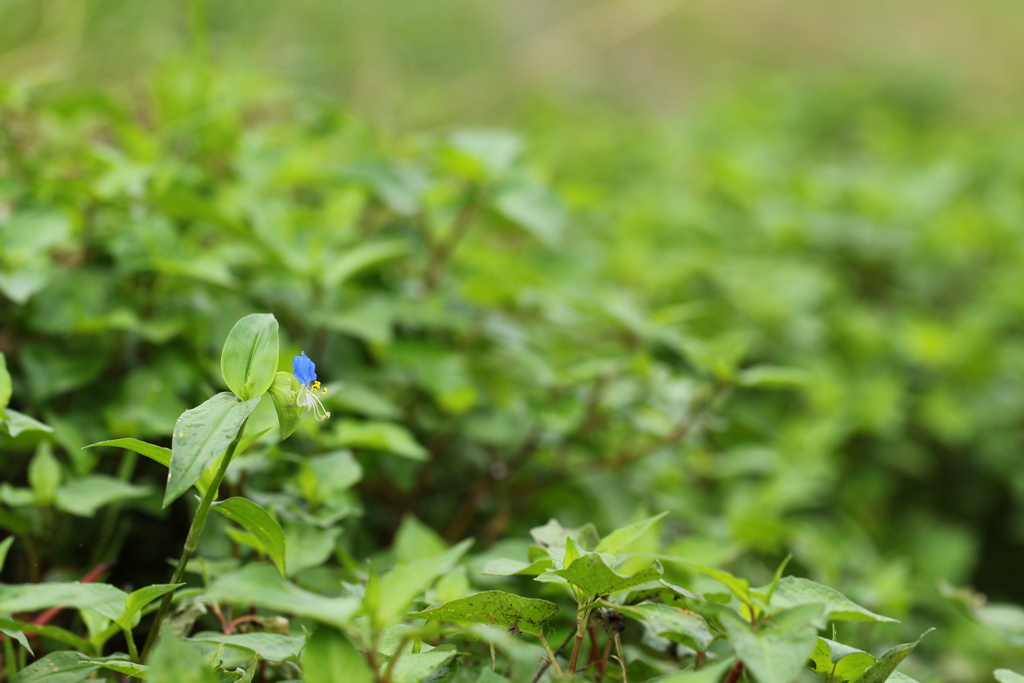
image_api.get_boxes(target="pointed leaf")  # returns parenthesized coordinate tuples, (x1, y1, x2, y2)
(78, 658, 149, 679)
(616, 602, 714, 650)
(55, 475, 150, 517)
(721, 604, 824, 683)
(220, 313, 279, 401)
(386, 646, 458, 683)
(683, 562, 751, 604)
(0, 582, 128, 614)
(0, 535, 14, 571)
(0, 618, 92, 653)
(10, 650, 99, 683)
(301, 626, 374, 683)
(375, 539, 474, 624)
(595, 511, 668, 555)
(807, 638, 876, 682)
(213, 497, 287, 576)
(766, 577, 896, 623)
(551, 554, 663, 598)
(115, 583, 184, 630)
(3, 409, 53, 437)
(481, 557, 552, 576)
(190, 632, 306, 661)
(410, 590, 559, 635)
(164, 393, 261, 507)
(858, 630, 933, 683)
(85, 438, 216, 498)
(206, 563, 357, 629)
(0, 352, 11, 410)
(148, 634, 216, 683)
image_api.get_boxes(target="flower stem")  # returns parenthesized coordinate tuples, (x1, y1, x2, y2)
(139, 420, 248, 662)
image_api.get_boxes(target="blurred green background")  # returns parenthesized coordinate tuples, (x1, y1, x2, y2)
(4, 0, 1024, 680)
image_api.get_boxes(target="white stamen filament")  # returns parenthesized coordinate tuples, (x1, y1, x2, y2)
(297, 388, 331, 421)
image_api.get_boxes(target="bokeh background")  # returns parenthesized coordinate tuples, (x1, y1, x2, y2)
(3, 1, 1024, 680)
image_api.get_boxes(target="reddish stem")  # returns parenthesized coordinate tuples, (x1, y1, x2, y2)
(724, 661, 745, 683)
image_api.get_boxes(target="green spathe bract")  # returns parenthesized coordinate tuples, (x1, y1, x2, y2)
(220, 313, 279, 401)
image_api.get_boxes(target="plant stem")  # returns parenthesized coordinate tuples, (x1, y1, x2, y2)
(612, 633, 628, 683)
(723, 661, 745, 683)
(567, 607, 594, 679)
(123, 627, 139, 662)
(537, 632, 564, 678)
(139, 420, 248, 662)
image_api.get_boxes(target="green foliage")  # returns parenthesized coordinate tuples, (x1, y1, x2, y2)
(2, 49, 1024, 681)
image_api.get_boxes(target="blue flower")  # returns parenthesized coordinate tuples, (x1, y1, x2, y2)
(292, 351, 330, 422)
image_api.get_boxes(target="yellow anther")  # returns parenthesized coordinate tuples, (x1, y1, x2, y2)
(311, 380, 321, 392)
(321, 387, 328, 395)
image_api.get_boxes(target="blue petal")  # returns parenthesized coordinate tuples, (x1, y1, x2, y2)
(292, 352, 318, 386)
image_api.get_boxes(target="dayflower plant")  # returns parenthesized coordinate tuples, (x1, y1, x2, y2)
(292, 351, 331, 422)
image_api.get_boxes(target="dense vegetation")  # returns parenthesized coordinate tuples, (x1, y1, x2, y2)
(2, 43, 1024, 683)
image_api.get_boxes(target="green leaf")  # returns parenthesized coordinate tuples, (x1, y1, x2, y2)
(493, 184, 565, 246)
(395, 514, 448, 562)
(807, 638, 876, 682)
(301, 626, 374, 683)
(164, 393, 261, 507)
(720, 604, 824, 683)
(0, 625, 32, 655)
(386, 646, 458, 683)
(299, 450, 362, 507)
(284, 519, 341, 576)
(85, 438, 216, 498)
(220, 313, 279, 401)
(78, 658, 149, 679)
(736, 365, 809, 388)
(190, 632, 306, 661)
(651, 658, 735, 683)
(0, 618, 93, 653)
(858, 630, 933, 683)
(206, 563, 358, 629)
(595, 511, 669, 555)
(615, 603, 714, 650)
(481, 557, 553, 576)
(765, 577, 897, 623)
(530, 519, 599, 551)
(375, 539, 474, 624)
(0, 534, 14, 571)
(267, 371, 302, 439)
(409, 590, 559, 635)
(148, 634, 217, 683)
(10, 650, 99, 683)
(0, 351, 11, 410)
(322, 240, 409, 289)
(763, 554, 792, 605)
(213, 497, 287, 576)
(550, 553, 663, 598)
(2, 409, 53, 437)
(115, 583, 183, 630)
(334, 420, 428, 460)
(28, 441, 62, 504)
(0, 581, 127, 614)
(682, 562, 751, 605)
(54, 475, 150, 517)
(995, 670, 1024, 683)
